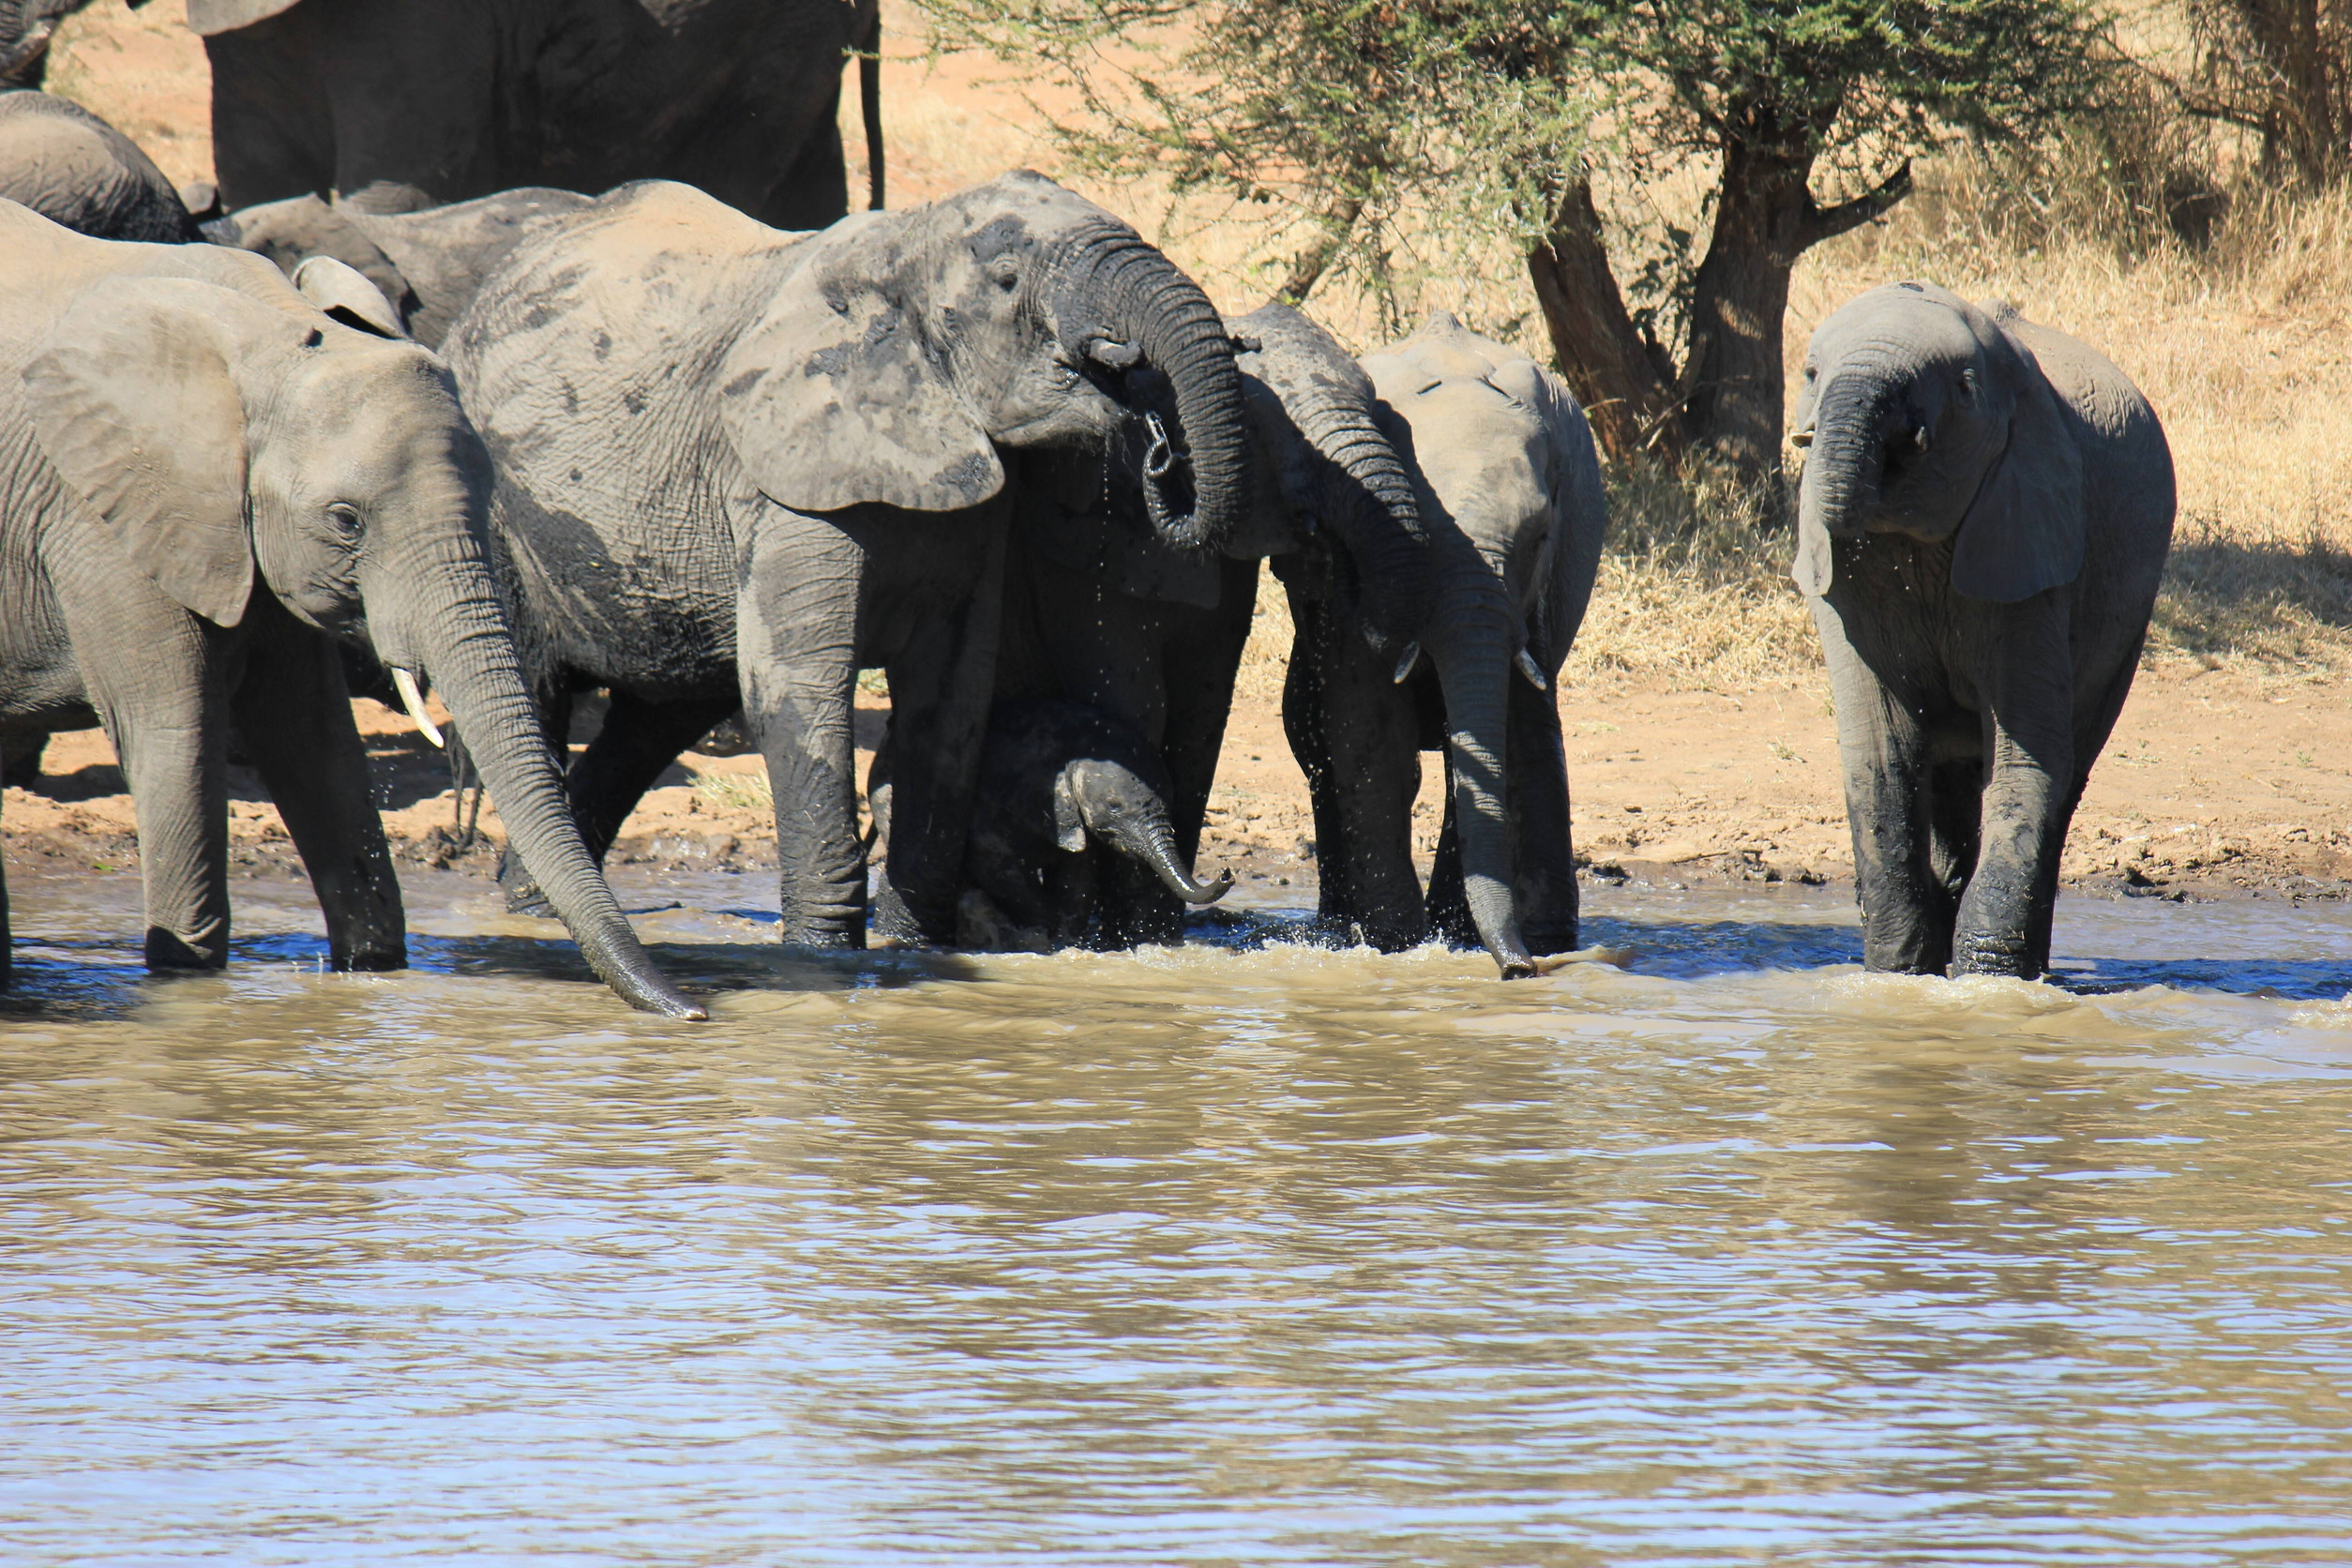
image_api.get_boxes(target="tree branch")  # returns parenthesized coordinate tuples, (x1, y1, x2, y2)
(1274, 197, 1364, 306)
(1802, 158, 1913, 247)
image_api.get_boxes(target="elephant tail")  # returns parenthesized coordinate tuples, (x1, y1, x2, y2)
(859, 8, 884, 211)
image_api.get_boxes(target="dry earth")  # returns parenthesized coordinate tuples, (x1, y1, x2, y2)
(10, 2, 2352, 928)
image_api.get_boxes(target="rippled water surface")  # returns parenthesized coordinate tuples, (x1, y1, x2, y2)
(5, 867, 2352, 1564)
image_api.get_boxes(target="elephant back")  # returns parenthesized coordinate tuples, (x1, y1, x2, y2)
(0, 90, 195, 243)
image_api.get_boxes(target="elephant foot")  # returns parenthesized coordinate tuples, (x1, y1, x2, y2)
(495, 850, 558, 919)
(1522, 920, 1579, 958)
(143, 929, 229, 972)
(1951, 940, 2040, 981)
(335, 946, 410, 973)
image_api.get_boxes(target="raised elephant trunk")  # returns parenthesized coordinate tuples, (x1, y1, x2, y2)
(367, 533, 702, 1018)
(1063, 232, 1250, 551)
(1293, 389, 1431, 649)
(1798, 368, 1898, 544)
(1429, 565, 1535, 979)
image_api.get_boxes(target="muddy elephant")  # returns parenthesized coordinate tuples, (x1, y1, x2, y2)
(0, 201, 697, 1014)
(439, 173, 1253, 950)
(184, 0, 882, 228)
(0, 88, 195, 240)
(871, 696, 1232, 950)
(209, 187, 590, 349)
(1792, 281, 2174, 979)
(1283, 312, 1607, 977)
(984, 302, 1431, 948)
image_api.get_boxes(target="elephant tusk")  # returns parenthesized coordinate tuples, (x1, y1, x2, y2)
(1789, 428, 1814, 448)
(1911, 424, 1932, 454)
(1393, 641, 1422, 684)
(1515, 648, 1550, 693)
(391, 667, 445, 749)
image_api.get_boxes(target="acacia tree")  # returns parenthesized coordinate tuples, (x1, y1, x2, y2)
(920, 0, 2103, 484)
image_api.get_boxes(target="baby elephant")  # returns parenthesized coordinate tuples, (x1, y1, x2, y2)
(874, 699, 1232, 950)
(1792, 281, 2175, 979)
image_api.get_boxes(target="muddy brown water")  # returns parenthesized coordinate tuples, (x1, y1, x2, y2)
(4, 866, 2351, 1563)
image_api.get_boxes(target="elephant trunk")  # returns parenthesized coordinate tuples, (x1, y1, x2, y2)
(1106, 809, 1233, 905)
(1293, 387, 1431, 649)
(1063, 234, 1250, 551)
(1798, 368, 1897, 544)
(1429, 565, 1535, 979)
(369, 541, 702, 1019)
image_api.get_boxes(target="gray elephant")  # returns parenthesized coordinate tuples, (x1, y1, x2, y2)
(0, 0, 96, 88)
(208, 188, 590, 348)
(1792, 282, 2175, 979)
(0, 89, 195, 240)
(872, 697, 1233, 950)
(439, 173, 1253, 950)
(1281, 312, 1606, 977)
(988, 301, 1431, 949)
(0, 201, 696, 1015)
(184, 0, 881, 228)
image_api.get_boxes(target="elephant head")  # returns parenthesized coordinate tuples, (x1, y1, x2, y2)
(1363, 311, 1608, 977)
(1050, 754, 1231, 906)
(23, 247, 700, 1017)
(1225, 302, 1430, 649)
(1791, 280, 2085, 604)
(716, 171, 1251, 549)
(211, 195, 420, 335)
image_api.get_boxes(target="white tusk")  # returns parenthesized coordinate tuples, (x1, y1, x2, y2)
(1393, 641, 1422, 684)
(391, 667, 445, 749)
(1515, 648, 1550, 693)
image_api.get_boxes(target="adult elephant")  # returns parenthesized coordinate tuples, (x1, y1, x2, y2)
(1286, 312, 1607, 977)
(210, 187, 591, 348)
(441, 173, 1252, 949)
(1791, 281, 2174, 979)
(985, 301, 1430, 948)
(0, 89, 196, 240)
(0, 201, 697, 1015)
(191, 0, 883, 228)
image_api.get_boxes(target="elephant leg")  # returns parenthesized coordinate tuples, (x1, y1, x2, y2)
(760, 87, 852, 232)
(1506, 670, 1577, 956)
(565, 690, 742, 866)
(1, 785, 10, 988)
(1, 730, 45, 790)
(1283, 586, 1425, 950)
(1043, 851, 1099, 948)
(1819, 630, 1946, 974)
(1924, 713, 1985, 917)
(101, 648, 233, 972)
(1952, 615, 2075, 979)
(229, 611, 405, 972)
(1426, 786, 1473, 948)
(870, 532, 1007, 945)
(739, 515, 870, 947)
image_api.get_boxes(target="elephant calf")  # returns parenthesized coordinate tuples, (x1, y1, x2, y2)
(1792, 281, 2175, 979)
(0, 89, 196, 242)
(874, 697, 1232, 951)
(1288, 313, 1608, 977)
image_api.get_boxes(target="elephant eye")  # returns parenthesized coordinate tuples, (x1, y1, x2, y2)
(1803, 365, 1817, 381)
(324, 503, 363, 540)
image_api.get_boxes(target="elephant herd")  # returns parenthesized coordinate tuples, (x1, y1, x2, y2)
(0, 7, 2179, 1017)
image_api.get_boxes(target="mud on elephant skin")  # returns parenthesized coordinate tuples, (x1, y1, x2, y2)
(869, 697, 1231, 952)
(1285, 311, 1606, 978)
(995, 301, 1431, 950)
(1791, 280, 2174, 980)
(0, 202, 698, 1015)
(191, 0, 883, 230)
(441, 172, 1254, 951)
(208, 188, 591, 349)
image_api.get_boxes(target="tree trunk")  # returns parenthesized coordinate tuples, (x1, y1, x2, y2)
(1526, 173, 1683, 465)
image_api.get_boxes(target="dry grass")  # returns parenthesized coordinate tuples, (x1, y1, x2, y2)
(694, 770, 774, 813)
(50, 0, 2352, 686)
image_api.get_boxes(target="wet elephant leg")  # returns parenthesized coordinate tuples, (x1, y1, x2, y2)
(1952, 612, 2074, 979)
(1816, 600, 1947, 974)
(739, 511, 869, 948)
(564, 691, 744, 866)
(104, 649, 233, 972)
(229, 609, 405, 972)
(496, 682, 578, 913)
(1506, 671, 1577, 956)
(1284, 584, 1425, 950)
(870, 521, 1006, 945)
(1, 785, 10, 988)
(1426, 788, 1472, 948)
(1924, 713, 1984, 923)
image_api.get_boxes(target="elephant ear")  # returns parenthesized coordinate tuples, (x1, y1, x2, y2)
(1493, 355, 1608, 671)
(1050, 768, 1089, 853)
(716, 251, 1003, 515)
(23, 277, 259, 627)
(1949, 361, 2086, 603)
(293, 255, 405, 339)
